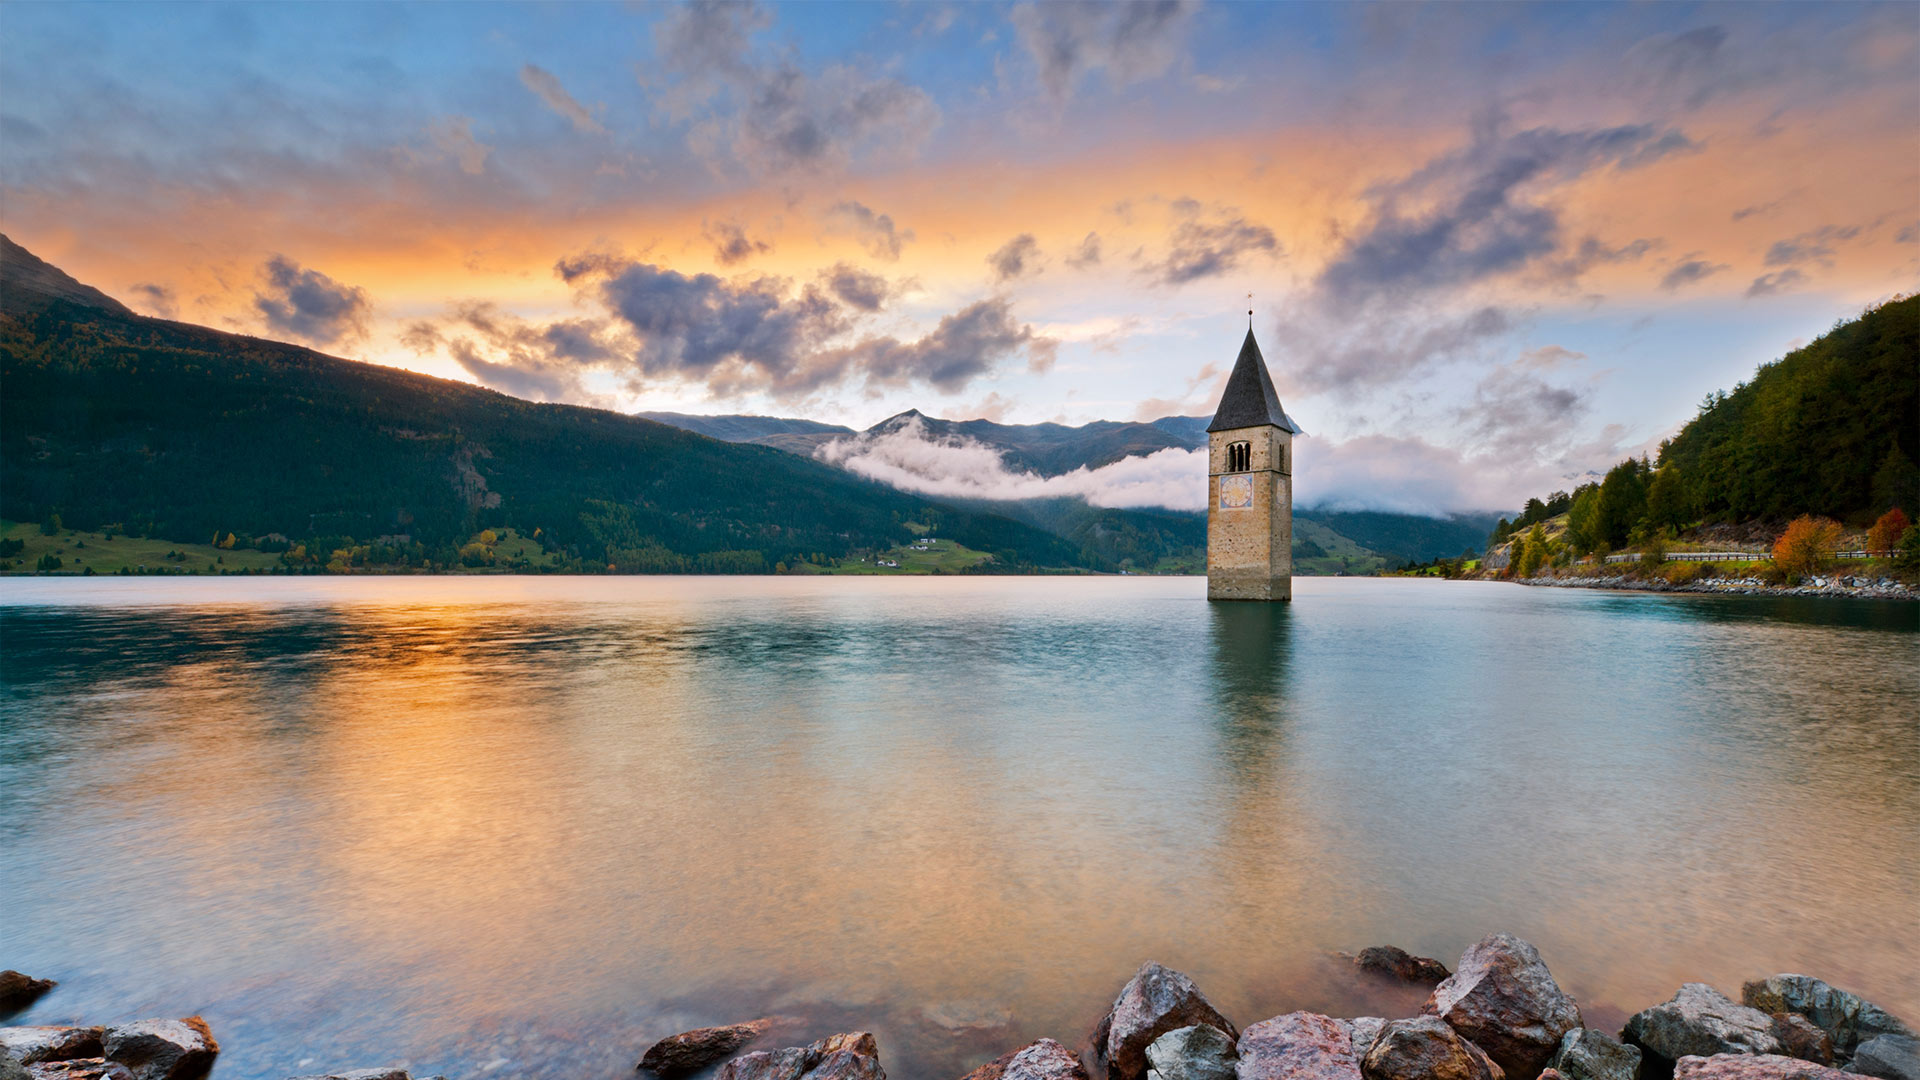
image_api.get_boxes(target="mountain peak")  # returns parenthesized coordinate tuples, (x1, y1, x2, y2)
(0, 234, 135, 318)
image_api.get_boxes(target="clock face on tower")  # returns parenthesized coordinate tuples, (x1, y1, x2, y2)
(1219, 473, 1254, 510)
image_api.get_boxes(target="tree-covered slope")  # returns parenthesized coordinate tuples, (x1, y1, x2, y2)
(0, 277, 1093, 573)
(1658, 294, 1918, 522)
(1494, 294, 1919, 555)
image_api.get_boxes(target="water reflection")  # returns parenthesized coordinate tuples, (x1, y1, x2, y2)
(0, 577, 1914, 1080)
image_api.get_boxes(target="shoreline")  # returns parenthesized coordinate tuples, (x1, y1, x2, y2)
(6, 939, 1915, 1080)
(1513, 572, 1919, 600)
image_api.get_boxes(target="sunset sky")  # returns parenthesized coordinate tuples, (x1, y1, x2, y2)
(4, 1, 1916, 513)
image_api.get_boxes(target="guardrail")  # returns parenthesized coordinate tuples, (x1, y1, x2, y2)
(1601, 550, 1892, 564)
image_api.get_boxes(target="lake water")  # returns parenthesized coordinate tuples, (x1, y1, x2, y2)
(1, 576, 1915, 1080)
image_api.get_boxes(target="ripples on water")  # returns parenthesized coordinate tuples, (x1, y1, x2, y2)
(1, 577, 1915, 1080)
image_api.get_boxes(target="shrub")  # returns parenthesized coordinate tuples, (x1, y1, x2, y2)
(1772, 515, 1844, 579)
(1641, 536, 1668, 567)
(1868, 507, 1910, 554)
(1896, 525, 1920, 572)
(35, 553, 62, 571)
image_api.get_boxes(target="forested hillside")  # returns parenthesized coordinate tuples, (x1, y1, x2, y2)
(1659, 294, 1917, 522)
(1493, 294, 1918, 554)
(0, 243, 1094, 573)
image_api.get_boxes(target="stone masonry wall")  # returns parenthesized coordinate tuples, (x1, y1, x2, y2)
(1208, 425, 1293, 601)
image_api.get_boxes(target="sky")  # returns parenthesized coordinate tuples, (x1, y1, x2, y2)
(3, 1, 1916, 515)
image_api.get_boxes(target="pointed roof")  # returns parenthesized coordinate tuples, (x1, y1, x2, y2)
(1208, 328, 1300, 433)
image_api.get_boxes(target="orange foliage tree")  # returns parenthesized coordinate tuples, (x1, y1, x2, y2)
(1772, 515, 1844, 577)
(1867, 507, 1910, 553)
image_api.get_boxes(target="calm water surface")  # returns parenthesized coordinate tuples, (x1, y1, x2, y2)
(1, 577, 1915, 1079)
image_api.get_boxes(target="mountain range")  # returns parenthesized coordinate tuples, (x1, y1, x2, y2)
(0, 235, 1490, 574)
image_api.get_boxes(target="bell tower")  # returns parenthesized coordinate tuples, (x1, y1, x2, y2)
(1207, 327, 1299, 601)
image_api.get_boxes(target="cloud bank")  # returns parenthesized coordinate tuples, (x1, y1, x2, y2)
(812, 414, 1594, 517)
(817, 415, 1205, 508)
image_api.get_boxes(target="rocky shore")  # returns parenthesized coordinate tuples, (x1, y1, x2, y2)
(1514, 572, 1919, 600)
(3, 936, 1915, 1080)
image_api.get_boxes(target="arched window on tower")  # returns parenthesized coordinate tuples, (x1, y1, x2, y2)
(1227, 441, 1251, 472)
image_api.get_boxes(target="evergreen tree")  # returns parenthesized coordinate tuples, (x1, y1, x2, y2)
(1645, 465, 1692, 534)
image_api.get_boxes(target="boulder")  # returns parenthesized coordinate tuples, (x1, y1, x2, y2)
(1671, 1054, 1851, 1080)
(1356, 950, 1452, 986)
(1236, 1012, 1363, 1080)
(1360, 1016, 1502, 1080)
(0, 1029, 104, 1065)
(1001, 1040, 1090, 1080)
(100, 1018, 218, 1080)
(1551, 1028, 1642, 1080)
(282, 1060, 418, 1068)
(284, 1070, 418, 1080)
(1768, 1016, 1832, 1067)
(0, 975, 55, 1017)
(809, 1035, 880, 1061)
(1741, 979, 1917, 1059)
(806, 1049, 884, 1080)
(24, 1061, 135, 1080)
(0, 1054, 25, 1080)
(1345, 1023, 1387, 1062)
(1625, 986, 1781, 1065)
(1091, 964, 1238, 1080)
(1542, 1072, 1567, 1080)
(1851, 1036, 1919, 1080)
(715, 1033, 883, 1080)
(641, 1020, 777, 1074)
(1423, 934, 1582, 1080)
(719, 1049, 816, 1080)
(1146, 1025, 1236, 1080)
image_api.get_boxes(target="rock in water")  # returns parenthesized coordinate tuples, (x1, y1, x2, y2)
(1145, 1025, 1236, 1080)
(0, 974, 55, 1017)
(284, 1060, 435, 1068)
(719, 1048, 816, 1080)
(1551, 1028, 1642, 1080)
(640, 1020, 776, 1074)
(1237, 1012, 1363, 1080)
(1423, 934, 1583, 1080)
(100, 1018, 218, 1080)
(0, 1028, 105, 1065)
(1356, 949, 1453, 986)
(1851, 1035, 1920, 1080)
(1090, 964, 1238, 1080)
(21, 1060, 135, 1080)
(1625, 986, 1782, 1066)
(807, 1049, 884, 1080)
(1345, 1022, 1388, 1062)
(1741, 978, 1917, 1059)
(1000, 1040, 1089, 1080)
(1360, 1016, 1502, 1080)
(1767, 1016, 1832, 1066)
(1670, 1054, 1851, 1080)
(286, 1070, 430, 1080)
(715, 1032, 883, 1080)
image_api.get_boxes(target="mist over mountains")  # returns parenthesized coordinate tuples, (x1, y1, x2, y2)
(638, 408, 1500, 564)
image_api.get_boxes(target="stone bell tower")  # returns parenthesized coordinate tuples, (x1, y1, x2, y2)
(1207, 326, 1299, 601)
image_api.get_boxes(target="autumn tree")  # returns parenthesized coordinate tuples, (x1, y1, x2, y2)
(1772, 515, 1844, 579)
(1867, 507, 1910, 553)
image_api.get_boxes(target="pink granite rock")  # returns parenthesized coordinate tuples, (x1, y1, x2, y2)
(1423, 934, 1582, 1080)
(1236, 1012, 1363, 1080)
